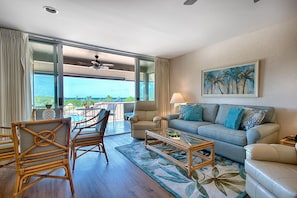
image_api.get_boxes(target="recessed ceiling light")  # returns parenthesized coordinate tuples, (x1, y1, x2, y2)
(43, 6, 58, 14)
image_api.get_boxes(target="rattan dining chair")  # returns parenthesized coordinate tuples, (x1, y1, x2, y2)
(11, 118, 74, 198)
(71, 109, 110, 171)
(0, 126, 14, 168)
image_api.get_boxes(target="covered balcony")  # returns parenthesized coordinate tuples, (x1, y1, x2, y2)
(63, 102, 134, 136)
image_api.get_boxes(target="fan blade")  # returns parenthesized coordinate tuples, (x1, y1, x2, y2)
(101, 66, 110, 70)
(184, 0, 197, 5)
(102, 63, 114, 67)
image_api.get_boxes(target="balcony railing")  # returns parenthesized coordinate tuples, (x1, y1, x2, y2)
(63, 102, 134, 124)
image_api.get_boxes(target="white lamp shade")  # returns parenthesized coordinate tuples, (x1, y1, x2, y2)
(170, 92, 185, 104)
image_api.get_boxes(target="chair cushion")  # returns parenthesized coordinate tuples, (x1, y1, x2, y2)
(71, 128, 101, 143)
(135, 110, 158, 121)
(131, 121, 159, 130)
(245, 159, 297, 198)
(0, 142, 14, 153)
(135, 101, 157, 111)
(245, 143, 297, 164)
(95, 109, 107, 132)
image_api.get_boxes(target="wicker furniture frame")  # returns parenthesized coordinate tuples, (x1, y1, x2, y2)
(11, 118, 74, 198)
(0, 126, 14, 168)
(71, 109, 110, 171)
(145, 128, 214, 177)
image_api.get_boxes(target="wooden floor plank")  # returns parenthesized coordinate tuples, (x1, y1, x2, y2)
(0, 133, 174, 198)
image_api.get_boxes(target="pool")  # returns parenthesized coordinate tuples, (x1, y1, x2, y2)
(69, 115, 86, 122)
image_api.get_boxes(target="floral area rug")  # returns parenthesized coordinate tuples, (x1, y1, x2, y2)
(116, 141, 246, 198)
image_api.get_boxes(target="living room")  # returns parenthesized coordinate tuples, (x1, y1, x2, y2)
(1, 1, 297, 198)
(170, 16, 297, 140)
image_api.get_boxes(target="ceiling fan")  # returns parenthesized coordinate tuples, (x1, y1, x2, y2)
(90, 55, 114, 70)
(183, 0, 197, 5)
(183, 0, 260, 5)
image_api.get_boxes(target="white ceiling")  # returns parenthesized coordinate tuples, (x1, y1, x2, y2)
(1, 0, 297, 59)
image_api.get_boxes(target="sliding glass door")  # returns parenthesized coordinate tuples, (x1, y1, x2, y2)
(30, 40, 63, 115)
(135, 58, 155, 101)
(29, 39, 155, 128)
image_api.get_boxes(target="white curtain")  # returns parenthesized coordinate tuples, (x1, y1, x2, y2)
(0, 28, 32, 128)
(155, 57, 170, 127)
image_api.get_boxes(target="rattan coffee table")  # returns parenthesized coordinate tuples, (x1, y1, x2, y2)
(145, 128, 214, 177)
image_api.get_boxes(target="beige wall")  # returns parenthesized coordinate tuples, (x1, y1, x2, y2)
(170, 17, 297, 139)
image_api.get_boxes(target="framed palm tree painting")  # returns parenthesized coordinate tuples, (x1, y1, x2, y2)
(202, 61, 259, 97)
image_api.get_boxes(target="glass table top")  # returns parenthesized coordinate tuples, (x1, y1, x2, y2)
(148, 128, 210, 146)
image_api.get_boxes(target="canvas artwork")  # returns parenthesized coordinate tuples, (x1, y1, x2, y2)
(202, 61, 259, 97)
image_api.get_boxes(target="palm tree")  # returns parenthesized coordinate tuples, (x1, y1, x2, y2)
(238, 66, 254, 94)
(204, 72, 215, 94)
(223, 70, 232, 94)
(213, 74, 225, 94)
(228, 67, 243, 94)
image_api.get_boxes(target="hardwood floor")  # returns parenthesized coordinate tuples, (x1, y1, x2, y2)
(0, 133, 174, 198)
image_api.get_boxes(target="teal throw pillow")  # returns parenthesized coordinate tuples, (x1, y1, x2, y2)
(178, 104, 195, 119)
(224, 107, 244, 130)
(184, 105, 203, 121)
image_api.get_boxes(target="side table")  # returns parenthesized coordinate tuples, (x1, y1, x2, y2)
(280, 135, 296, 147)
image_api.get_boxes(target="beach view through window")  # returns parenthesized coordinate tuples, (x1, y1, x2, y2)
(33, 74, 154, 108)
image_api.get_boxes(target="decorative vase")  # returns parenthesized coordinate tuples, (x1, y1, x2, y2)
(42, 104, 56, 120)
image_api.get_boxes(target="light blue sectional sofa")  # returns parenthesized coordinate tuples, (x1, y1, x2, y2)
(166, 103, 279, 163)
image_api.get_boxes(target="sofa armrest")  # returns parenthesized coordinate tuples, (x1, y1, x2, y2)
(245, 143, 297, 165)
(246, 123, 279, 144)
(166, 114, 179, 120)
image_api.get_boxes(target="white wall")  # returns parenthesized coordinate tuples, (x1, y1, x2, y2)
(170, 17, 297, 139)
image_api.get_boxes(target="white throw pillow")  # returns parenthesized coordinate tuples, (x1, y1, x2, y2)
(240, 108, 266, 130)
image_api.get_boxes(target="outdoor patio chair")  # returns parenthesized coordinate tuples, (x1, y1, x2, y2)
(31, 107, 63, 120)
(0, 126, 15, 168)
(70, 109, 110, 171)
(11, 118, 74, 198)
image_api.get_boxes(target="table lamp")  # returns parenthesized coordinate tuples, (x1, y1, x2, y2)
(170, 92, 185, 113)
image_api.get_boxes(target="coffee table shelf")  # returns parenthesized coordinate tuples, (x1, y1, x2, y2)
(145, 128, 214, 177)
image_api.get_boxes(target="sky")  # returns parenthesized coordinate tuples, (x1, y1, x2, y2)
(34, 74, 135, 98)
(64, 76, 135, 98)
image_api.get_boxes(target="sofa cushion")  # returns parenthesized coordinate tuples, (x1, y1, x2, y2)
(240, 108, 266, 130)
(224, 107, 244, 130)
(198, 124, 247, 146)
(244, 105, 275, 123)
(215, 104, 237, 125)
(199, 103, 219, 123)
(168, 119, 211, 135)
(184, 105, 203, 121)
(179, 103, 219, 123)
(215, 104, 275, 125)
(245, 159, 297, 198)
